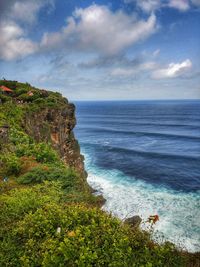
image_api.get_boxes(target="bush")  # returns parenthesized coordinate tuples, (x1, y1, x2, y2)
(0, 102, 23, 127)
(33, 97, 46, 105)
(15, 142, 59, 163)
(0, 153, 22, 176)
(9, 203, 133, 266)
(29, 143, 60, 163)
(0, 203, 184, 267)
(9, 128, 32, 146)
(0, 93, 11, 103)
(14, 88, 28, 97)
(17, 166, 49, 184)
(17, 165, 78, 189)
(0, 181, 62, 224)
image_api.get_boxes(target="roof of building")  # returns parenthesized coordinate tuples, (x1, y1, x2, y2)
(0, 85, 13, 92)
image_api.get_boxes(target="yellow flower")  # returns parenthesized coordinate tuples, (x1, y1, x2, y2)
(67, 231, 76, 237)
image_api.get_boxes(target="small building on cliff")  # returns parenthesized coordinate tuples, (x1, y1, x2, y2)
(0, 85, 13, 95)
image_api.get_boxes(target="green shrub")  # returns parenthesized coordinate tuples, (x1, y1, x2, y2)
(15, 142, 59, 163)
(0, 153, 22, 176)
(9, 128, 32, 146)
(10, 204, 133, 266)
(17, 93, 32, 102)
(15, 88, 28, 96)
(28, 143, 60, 163)
(33, 97, 46, 105)
(17, 165, 78, 189)
(0, 93, 11, 103)
(17, 166, 49, 184)
(0, 181, 62, 224)
(0, 102, 23, 127)
(0, 203, 184, 267)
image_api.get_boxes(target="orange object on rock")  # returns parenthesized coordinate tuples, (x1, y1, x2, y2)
(147, 215, 159, 224)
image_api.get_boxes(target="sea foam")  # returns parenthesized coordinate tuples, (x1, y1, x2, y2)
(86, 160, 200, 252)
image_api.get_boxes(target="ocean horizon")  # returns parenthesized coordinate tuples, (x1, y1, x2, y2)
(75, 99, 200, 252)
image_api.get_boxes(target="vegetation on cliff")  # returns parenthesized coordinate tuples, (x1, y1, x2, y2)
(0, 80, 198, 266)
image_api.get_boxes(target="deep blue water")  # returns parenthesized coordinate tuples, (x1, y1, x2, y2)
(75, 100, 200, 251)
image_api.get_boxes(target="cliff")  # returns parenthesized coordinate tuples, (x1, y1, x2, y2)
(23, 104, 86, 177)
(0, 79, 86, 177)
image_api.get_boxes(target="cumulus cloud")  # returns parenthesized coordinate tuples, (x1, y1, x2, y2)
(0, 21, 38, 60)
(41, 4, 157, 56)
(0, 0, 54, 23)
(0, 0, 54, 60)
(11, 2, 45, 23)
(152, 59, 192, 79)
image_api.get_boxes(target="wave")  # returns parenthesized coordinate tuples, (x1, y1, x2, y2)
(79, 126, 200, 142)
(81, 142, 200, 162)
(78, 120, 200, 129)
(79, 114, 200, 120)
(85, 166, 200, 253)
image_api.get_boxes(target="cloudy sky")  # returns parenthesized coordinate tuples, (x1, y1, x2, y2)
(0, 0, 200, 100)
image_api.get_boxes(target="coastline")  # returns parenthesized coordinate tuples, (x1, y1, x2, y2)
(85, 164, 200, 253)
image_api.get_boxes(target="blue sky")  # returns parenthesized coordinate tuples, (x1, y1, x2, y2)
(0, 0, 199, 100)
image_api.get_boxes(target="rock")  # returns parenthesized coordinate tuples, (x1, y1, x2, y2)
(124, 215, 142, 228)
(23, 103, 86, 177)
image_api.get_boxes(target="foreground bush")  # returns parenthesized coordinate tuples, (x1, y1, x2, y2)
(0, 181, 184, 267)
(0, 198, 184, 267)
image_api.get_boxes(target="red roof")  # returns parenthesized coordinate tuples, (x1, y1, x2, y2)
(0, 85, 13, 92)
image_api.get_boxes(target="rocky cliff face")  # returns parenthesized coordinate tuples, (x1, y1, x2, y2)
(23, 103, 86, 177)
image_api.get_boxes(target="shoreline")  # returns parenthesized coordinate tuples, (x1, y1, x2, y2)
(86, 168, 200, 253)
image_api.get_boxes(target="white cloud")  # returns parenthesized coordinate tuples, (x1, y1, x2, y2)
(111, 68, 137, 77)
(111, 61, 157, 77)
(168, 0, 190, 11)
(0, 21, 38, 60)
(140, 61, 157, 70)
(41, 4, 157, 56)
(0, 0, 54, 60)
(136, 0, 161, 13)
(125, 0, 199, 12)
(11, 2, 43, 23)
(0, 0, 55, 23)
(152, 59, 192, 79)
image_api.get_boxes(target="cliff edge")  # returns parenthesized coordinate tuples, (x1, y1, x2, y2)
(0, 80, 86, 177)
(23, 103, 86, 177)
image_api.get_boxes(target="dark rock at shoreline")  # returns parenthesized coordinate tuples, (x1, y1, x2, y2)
(124, 215, 142, 228)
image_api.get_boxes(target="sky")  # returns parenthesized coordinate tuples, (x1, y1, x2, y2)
(0, 0, 200, 100)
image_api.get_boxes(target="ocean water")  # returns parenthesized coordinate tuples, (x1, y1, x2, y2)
(74, 100, 200, 252)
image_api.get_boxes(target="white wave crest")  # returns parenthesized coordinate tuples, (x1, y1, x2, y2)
(87, 168, 200, 252)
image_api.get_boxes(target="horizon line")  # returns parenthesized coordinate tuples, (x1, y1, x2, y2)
(72, 98, 200, 102)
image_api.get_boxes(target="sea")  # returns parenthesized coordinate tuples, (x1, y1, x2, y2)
(74, 100, 200, 252)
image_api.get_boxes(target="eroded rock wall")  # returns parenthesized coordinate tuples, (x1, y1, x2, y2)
(23, 103, 86, 177)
